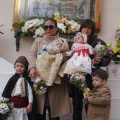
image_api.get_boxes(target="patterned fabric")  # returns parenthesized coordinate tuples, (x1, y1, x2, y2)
(64, 50, 92, 74)
(59, 43, 93, 77)
(36, 52, 63, 86)
(21, 77, 27, 97)
(11, 77, 27, 97)
(36, 38, 68, 86)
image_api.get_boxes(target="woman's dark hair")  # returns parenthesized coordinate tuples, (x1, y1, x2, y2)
(79, 19, 95, 44)
(92, 69, 109, 81)
(44, 18, 57, 28)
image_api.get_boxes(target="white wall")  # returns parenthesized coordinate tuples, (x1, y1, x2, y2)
(0, 0, 120, 63)
(98, 0, 120, 45)
(0, 0, 34, 64)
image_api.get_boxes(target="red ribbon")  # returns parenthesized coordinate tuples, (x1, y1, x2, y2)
(75, 49, 89, 56)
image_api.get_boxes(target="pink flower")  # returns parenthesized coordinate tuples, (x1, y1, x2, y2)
(115, 30, 120, 39)
(112, 64, 118, 73)
(40, 86, 43, 90)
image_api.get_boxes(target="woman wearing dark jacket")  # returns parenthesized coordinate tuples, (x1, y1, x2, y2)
(70, 19, 111, 120)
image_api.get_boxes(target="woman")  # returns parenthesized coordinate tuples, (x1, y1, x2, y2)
(70, 19, 111, 120)
(80, 19, 111, 89)
(28, 18, 71, 120)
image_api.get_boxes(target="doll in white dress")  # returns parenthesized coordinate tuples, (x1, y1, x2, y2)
(64, 32, 94, 78)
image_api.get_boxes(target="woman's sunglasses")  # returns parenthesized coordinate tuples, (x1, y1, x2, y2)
(43, 25, 55, 30)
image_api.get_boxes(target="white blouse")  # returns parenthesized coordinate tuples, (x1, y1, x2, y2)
(14, 77, 33, 103)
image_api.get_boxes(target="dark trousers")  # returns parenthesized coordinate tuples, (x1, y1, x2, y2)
(85, 74, 94, 114)
(85, 74, 94, 90)
(69, 84, 83, 120)
(36, 106, 60, 120)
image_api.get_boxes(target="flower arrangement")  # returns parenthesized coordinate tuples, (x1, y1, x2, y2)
(33, 80, 47, 95)
(111, 25, 120, 75)
(112, 25, 120, 62)
(12, 11, 80, 39)
(0, 100, 11, 120)
(0, 24, 4, 34)
(92, 42, 112, 68)
(69, 74, 86, 91)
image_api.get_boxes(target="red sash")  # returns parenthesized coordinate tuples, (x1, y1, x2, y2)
(11, 95, 28, 108)
(75, 49, 89, 56)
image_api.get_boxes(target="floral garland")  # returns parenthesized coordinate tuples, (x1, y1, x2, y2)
(12, 11, 81, 39)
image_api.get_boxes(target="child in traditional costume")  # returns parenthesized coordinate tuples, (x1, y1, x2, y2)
(2, 56, 33, 120)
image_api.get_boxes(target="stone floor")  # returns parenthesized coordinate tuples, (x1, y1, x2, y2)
(8, 98, 87, 120)
(59, 98, 87, 120)
(60, 114, 86, 120)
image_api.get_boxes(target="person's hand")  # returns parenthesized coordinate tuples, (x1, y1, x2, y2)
(26, 102, 32, 113)
(62, 52, 68, 56)
(92, 48, 95, 54)
(29, 67, 39, 79)
(92, 56, 100, 64)
(84, 95, 89, 101)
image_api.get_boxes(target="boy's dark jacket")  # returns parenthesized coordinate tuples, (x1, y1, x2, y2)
(2, 73, 32, 98)
(2, 73, 36, 120)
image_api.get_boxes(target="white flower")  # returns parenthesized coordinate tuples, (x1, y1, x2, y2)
(57, 23, 66, 33)
(22, 18, 44, 32)
(40, 86, 43, 90)
(0, 103, 6, 108)
(33, 27, 44, 38)
(54, 11, 60, 16)
(68, 20, 80, 32)
(0, 103, 9, 114)
(117, 55, 120, 58)
(38, 87, 47, 95)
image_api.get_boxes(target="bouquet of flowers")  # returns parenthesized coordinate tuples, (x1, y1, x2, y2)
(69, 74, 86, 91)
(33, 80, 47, 95)
(0, 100, 11, 120)
(94, 42, 112, 60)
(92, 42, 112, 68)
(83, 88, 92, 104)
(83, 88, 92, 97)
